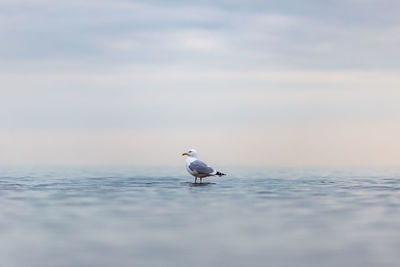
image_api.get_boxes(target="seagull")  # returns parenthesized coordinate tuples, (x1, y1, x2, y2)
(182, 149, 225, 183)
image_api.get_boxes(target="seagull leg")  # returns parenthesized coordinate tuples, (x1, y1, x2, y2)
(200, 177, 203, 183)
(195, 177, 197, 184)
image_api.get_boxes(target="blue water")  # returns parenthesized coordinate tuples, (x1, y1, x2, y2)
(1, 166, 400, 267)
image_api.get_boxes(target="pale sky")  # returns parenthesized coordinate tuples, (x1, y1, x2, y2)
(1, 0, 400, 166)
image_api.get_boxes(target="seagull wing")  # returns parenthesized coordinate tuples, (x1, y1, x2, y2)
(189, 160, 215, 175)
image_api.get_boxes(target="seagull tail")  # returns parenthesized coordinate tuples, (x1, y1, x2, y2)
(216, 171, 226, 177)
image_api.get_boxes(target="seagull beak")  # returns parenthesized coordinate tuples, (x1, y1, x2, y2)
(182, 152, 188, 156)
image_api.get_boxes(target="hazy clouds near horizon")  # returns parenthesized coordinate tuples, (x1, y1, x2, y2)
(1, 0, 400, 166)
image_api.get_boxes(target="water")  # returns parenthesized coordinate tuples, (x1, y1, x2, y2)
(1, 166, 400, 267)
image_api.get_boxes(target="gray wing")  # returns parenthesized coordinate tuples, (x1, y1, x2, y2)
(189, 160, 214, 174)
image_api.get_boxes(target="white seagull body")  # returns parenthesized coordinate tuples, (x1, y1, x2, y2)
(182, 149, 225, 183)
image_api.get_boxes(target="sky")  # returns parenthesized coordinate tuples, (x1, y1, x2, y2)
(1, 0, 400, 166)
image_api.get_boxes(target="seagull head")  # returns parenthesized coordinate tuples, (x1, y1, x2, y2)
(182, 149, 197, 158)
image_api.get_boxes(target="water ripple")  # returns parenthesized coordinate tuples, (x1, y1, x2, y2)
(1, 167, 400, 267)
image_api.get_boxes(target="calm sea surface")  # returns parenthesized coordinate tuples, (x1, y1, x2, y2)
(1, 166, 400, 267)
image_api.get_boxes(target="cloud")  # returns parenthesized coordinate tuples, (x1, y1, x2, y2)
(2, 0, 399, 69)
(1, 67, 399, 132)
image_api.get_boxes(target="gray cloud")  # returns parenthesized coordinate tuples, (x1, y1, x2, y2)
(1, 0, 399, 68)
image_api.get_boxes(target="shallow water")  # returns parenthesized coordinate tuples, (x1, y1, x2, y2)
(1, 166, 400, 267)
